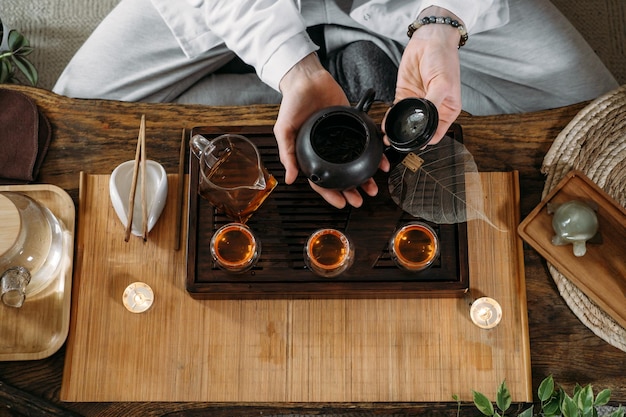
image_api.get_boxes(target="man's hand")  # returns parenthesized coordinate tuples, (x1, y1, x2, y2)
(384, 8, 463, 146)
(275, 52, 389, 209)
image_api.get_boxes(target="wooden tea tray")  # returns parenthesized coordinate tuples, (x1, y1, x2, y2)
(518, 170, 626, 329)
(186, 125, 469, 298)
(0, 184, 75, 361)
(61, 171, 531, 402)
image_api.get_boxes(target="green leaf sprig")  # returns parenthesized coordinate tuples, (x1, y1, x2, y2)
(465, 376, 623, 417)
(0, 17, 39, 86)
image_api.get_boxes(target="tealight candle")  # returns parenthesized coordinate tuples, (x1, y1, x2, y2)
(123, 282, 154, 313)
(469, 296, 502, 329)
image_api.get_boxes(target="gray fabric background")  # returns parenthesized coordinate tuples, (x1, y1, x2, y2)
(1, 0, 624, 92)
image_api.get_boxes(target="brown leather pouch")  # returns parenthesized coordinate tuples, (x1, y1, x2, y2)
(0, 88, 51, 184)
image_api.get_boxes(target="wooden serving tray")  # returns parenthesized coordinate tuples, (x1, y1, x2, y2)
(518, 170, 626, 329)
(61, 171, 531, 403)
(0, 184, 75, 361)
(186, 125, 469, 298)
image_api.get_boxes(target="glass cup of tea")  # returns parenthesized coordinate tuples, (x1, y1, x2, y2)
(190, 134, 277, 223)
(389, 222, 439, 272)
(210, 223, 260, 273)
(304, 228, 354, 278)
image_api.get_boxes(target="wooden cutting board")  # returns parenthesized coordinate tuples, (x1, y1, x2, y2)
(61, 171, 531, 403)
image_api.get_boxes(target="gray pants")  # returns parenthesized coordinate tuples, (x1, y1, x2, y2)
(53, 0, 618, 115)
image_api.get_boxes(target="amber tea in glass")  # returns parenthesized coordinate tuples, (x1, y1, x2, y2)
(304, 228, 354, 278)
(389, 222, 439, 271)
(191, 134, 277, 223)
(210, 223, 260, 273)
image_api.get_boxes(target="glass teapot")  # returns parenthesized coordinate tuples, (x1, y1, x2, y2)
(0, 192, 65, 307)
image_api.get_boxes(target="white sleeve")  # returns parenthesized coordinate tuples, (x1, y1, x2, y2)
(415, 0, 510, 34)
(202, 0, 318, 91)
(350, 0, 510, 44)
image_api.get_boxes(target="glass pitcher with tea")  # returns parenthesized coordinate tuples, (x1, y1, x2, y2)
(190, 134, 277, 223)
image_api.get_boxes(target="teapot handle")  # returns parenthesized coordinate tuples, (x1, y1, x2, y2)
(355, 88, 376, 113)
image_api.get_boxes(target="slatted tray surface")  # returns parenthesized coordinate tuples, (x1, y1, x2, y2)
(62, 170, 531, 402)
(186, 125, 469, 298)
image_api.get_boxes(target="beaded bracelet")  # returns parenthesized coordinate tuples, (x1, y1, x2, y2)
(407, 16, 468, 48)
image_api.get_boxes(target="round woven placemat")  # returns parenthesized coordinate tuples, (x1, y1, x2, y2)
(541, 84, 626, 352)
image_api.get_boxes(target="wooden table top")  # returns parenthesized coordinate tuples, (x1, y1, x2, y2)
(1, 85, 624, 416)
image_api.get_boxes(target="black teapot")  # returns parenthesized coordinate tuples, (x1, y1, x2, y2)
(295, 88, 439, 190)
(295, 88, 383, 190)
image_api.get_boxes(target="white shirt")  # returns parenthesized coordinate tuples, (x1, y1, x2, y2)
(150, 0, 510, 91)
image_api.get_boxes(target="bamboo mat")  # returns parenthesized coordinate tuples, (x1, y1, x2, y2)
(61, 171, 531, 403)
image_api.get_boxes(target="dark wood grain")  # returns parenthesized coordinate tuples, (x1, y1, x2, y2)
(1, 85, 624, 417)
(186, 125, 469, 298)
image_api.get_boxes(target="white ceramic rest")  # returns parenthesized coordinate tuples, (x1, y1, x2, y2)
(109, 160, 168, 237)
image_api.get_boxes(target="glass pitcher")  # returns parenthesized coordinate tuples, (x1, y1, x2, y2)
(190, 134, 276, 223)
(0, 192, 65, 308)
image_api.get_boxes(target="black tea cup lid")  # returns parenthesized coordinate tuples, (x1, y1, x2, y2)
(385, 98, 438, 153)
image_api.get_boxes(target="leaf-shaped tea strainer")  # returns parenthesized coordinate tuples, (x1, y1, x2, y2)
(388, 136, 493, 225)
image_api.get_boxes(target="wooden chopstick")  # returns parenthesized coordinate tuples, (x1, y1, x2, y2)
(124, 114, 147, 242)
(174, 128, 186, 251)
(140, 116, 148, 241)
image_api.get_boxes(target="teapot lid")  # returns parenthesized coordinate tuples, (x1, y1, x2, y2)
(385, 97, 438, 153)
(0, 193, 21, 256)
